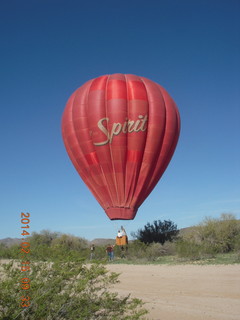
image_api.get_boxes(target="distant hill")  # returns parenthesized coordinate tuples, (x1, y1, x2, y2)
(179, 226, 196, 235)
(0, 237, 116, 247)
(0, 226, 195, 248)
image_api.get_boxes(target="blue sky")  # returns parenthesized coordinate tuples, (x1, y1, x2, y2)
(1, 0, 239, 241)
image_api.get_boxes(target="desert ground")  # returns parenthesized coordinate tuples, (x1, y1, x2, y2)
(106, 264, 240, 320)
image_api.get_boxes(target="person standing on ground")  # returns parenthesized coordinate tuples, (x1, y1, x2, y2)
(106, 244, 114, 261)
(90, 244, 95, 260)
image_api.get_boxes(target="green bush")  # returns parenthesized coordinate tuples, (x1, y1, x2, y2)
(0, 244, 21, 260)
(144, 242, 164, 261)
(176, 214, 240, 259)
(112, 240, 177, 262)
(0, 261, 148, 320)
(0, 231, 91, 262)
(176, 239, 213, 260)
(51, 234, 88, 251)
(132, 220, 179, 245)
(233, 233, 240, 252)
(0, 243, 12, 259)
(126, 240, 147, 260)
(90, 245, 110, 261)
(197, 214, 240, 253)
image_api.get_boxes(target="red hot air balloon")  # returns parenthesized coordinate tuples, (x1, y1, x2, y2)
(62, 74, 180, 220)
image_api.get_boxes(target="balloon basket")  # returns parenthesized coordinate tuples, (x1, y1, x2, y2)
(116, 235, 128, 246)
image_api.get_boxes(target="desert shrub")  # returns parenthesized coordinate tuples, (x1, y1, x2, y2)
(125, 240, 148, 260)
(28, 231, 90, 261)
(197, 214, 240, 253)
(51, 234, 89, 261)
(0, 231, 91, 262)
(84, 245, 108, 262)
(131, 220, 179, 245)
(144, 242, 165, 261)
(0, 244, 21, 260)
(117, 240, 176, 262)
(233, 233, 240, 252)
(30, 230, 60, 246)
(0, 243, 12, 259)
(135, 242, 175, 261)
(51, 234, 88, 251)
(161, 241, 177, 256)
(0, 261, 148, 320)
(176, 239, 214, 260)
(176, 214, 240, 258)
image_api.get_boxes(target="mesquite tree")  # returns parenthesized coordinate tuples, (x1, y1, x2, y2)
(132, 220, 179, 245)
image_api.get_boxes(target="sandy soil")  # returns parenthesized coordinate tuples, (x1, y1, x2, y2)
(106, 264, 240, 320)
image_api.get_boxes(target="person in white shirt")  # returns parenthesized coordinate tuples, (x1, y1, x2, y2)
(117, 230, 122, 238)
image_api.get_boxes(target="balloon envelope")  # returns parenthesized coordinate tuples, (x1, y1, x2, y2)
(62, 74, 180, 220)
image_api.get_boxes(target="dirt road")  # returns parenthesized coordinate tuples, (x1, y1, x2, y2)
(106, 264, 240, 320)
